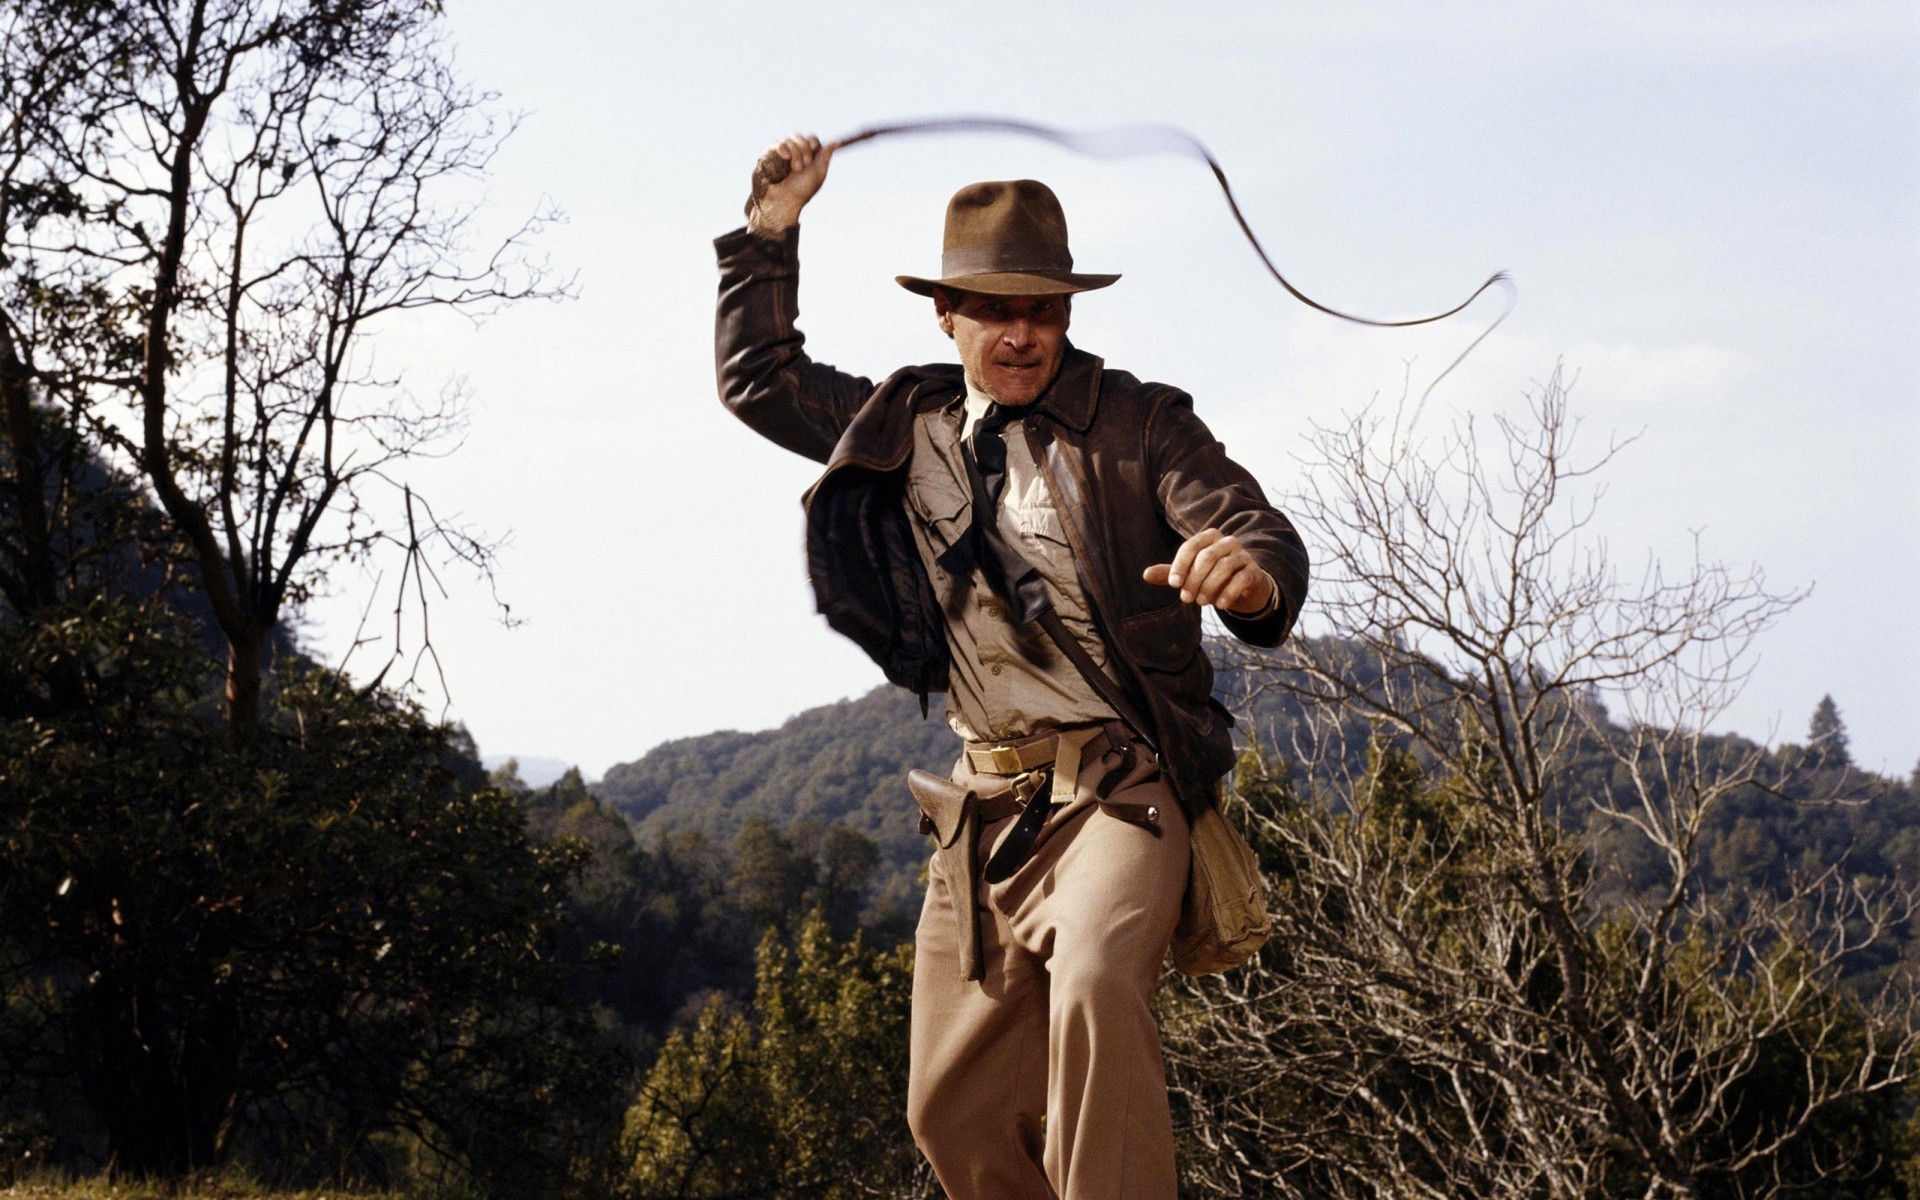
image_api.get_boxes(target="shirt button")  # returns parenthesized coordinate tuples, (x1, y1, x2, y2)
(990, 664, 1003, 676)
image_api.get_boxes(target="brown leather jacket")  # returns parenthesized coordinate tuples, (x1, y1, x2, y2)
(714, 226, 1309, 816)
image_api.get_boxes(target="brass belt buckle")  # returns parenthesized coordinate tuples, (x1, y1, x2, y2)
(987, 744, 1024, 774)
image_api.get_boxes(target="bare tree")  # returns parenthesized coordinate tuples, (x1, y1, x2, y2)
(1166, 367, 1919, 1198)
(1, 0, 562, 725)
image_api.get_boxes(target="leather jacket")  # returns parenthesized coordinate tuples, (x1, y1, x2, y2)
(714, 226, 1309, 816)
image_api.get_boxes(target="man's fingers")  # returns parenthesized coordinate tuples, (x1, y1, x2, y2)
(1191, 555, 1241, 606)
(1147, 528, 1271, 609)
(1213, 571, 1249, 611)
(756, 135, 824, 186)
(1186, 535, 1246, 605)
(755, 144, 793, 186)
(1198, 552, 1259, 602)
(1149, 529, 1266, 610)
(1222, 565, 1278, 616)
(1164, 528, 1221, 590)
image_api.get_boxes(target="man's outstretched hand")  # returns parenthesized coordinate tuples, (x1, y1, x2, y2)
(747, 133, 833, 236)
(1144, 528, 1275, 616)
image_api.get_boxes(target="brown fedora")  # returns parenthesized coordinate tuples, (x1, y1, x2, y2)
(896, 179, 1119, 297)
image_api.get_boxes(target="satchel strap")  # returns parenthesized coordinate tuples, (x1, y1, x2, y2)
(1033, 609, 1158, 757)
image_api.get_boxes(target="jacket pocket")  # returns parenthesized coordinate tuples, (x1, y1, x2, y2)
(1119, 602, 1201, 674)
(1118, 602, 1215, 739)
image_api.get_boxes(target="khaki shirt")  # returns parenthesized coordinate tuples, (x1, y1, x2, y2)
(902, 381, 1118, 743)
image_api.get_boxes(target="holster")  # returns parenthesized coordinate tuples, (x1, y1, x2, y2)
(909, 769, 983, 981)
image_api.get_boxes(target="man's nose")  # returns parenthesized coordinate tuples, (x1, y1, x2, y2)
(1002, 319, 1035, 349)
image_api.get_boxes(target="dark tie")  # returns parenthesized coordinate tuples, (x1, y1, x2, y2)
(936, 402, 1055, 625)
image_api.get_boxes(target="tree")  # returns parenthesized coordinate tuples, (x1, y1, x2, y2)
(1808, 694, 1853, 770)
(1169, 367, 1919, 1198)
(615, 911, 933, 1200)
(1, 0, 560, 726)
(0, 602, 620, 1185)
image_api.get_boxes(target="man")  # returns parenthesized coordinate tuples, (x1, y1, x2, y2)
(715, 133, 1308, 1199)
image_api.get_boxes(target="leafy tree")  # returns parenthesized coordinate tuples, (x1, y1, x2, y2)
(517, 769, 900, 1042)
(731, 818, 816, 942)
(0, 598, 618, 1188)
(615, 911, 932, 1200)
(814, 822, 884, 939)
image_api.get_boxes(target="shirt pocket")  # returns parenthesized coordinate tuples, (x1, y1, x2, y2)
(1005, 474, 1071, 552)
(905, 469, 972, 554)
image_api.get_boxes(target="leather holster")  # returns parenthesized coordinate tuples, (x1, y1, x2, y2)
(909, 769, 983, 981)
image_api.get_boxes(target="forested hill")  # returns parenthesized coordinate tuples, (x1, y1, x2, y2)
(594, 687, 962, 896)
(593, 663, 1919, 929)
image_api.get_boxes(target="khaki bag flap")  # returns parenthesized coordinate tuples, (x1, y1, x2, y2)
(1171, 803, 1272, 977)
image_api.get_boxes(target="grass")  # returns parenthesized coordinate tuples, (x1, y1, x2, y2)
(1, 1175, 419, 1199)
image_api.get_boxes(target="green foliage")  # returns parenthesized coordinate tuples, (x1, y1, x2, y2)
(0, 599, 619, 1191)
(615, 912, 927, 1200)
(514, 770, 902, 1043)
(602, 672, 1920, 996)
(594, 687, 956, 928)
(0, 1179, 417, 1199)
(1810, 695, 1854, 770)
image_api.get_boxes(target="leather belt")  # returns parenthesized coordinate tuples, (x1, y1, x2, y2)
(973, 777, 1042, 824)
(964, 734, 1062, 776)
(974, 727, 1107, 885)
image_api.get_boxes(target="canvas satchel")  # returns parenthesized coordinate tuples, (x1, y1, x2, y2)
(1169, 801, 1270, 975)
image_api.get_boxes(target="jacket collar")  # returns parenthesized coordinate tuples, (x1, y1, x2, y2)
(905, 343, 1102, 433)
(1031, 344, 1103, 433)
(817, 345, 1106, 483)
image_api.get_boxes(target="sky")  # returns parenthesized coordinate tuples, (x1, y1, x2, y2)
(302, 0, 1920, 781)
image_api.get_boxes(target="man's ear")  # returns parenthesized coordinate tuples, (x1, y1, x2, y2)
(932, 289, 954, 338)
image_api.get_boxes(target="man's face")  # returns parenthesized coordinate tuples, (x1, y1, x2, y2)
(935, 289, 1071, 407)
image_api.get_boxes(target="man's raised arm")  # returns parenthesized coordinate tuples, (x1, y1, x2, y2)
(715, 134, 874, 464)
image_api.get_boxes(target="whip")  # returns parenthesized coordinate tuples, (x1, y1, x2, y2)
(755, 115, 1514, 339)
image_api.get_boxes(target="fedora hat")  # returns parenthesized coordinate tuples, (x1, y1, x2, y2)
(896, 179, 1119, 297)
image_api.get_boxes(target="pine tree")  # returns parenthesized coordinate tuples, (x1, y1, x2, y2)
(1808, 694, 1852, 768)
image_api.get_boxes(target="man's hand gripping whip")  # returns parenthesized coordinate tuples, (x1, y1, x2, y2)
(755, 115, 1515, 391)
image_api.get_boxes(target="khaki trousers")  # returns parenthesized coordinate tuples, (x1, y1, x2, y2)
(908, 737, 1191, 1200)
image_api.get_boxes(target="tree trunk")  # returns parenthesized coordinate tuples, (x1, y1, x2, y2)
(226, 626, 262, 729)
(78, 973, 238, 1178)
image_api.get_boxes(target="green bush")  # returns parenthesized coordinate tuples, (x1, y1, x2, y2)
(0, 599, 621, 1192)
(616, 911, 931, 1199)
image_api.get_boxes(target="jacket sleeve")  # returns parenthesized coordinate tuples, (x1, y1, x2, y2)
(1145, 389, 1310, 648)
(714, 226, 875, 465)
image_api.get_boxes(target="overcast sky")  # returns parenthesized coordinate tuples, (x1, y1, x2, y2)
(302, 0, 1920, 780)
